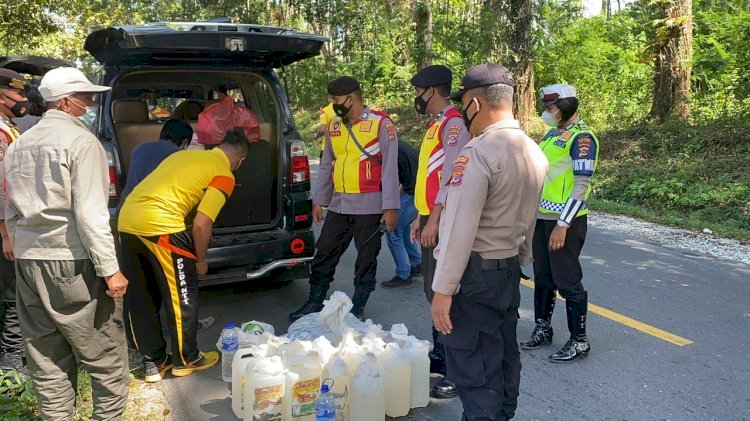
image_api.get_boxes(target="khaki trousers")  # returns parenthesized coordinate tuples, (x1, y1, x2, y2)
(16, 259, 129, 420)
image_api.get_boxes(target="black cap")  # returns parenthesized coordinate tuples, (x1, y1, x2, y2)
(449, 63, 515, 101)
(410, 65, 452, 88)
(0, 68, 28, 92)
(327, 76, 361, 96)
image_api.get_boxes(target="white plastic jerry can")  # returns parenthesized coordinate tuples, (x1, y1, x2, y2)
(283, 351, 322, 421)
(350, 353, 385, 421)
(243, 355, 286, 421)
(383, 343, 411, 417)
(323, 357, 352, 421)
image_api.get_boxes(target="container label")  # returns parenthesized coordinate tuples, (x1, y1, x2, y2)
(291, 377, 321, 418)
(253, 384, 283, 421)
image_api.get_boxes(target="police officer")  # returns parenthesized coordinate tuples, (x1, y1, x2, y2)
(520, 84, 599, 363)
(289, 76, 400, 322)
(406, 64, 472, 399)
(431, 64, 548, 420)
(0, 68, 29, 373)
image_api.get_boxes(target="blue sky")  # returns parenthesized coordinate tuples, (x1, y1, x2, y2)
(583, 0, 636, 17)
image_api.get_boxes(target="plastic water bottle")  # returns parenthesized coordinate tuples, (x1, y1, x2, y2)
(221, 322, 239, 382)
(315, 381, 336, 421)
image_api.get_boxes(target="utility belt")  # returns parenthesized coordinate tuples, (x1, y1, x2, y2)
(459, 252, 519, 298)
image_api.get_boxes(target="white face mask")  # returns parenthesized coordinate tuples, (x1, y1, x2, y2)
(68, 97, 97, 127)
(541, 110, 560, 127)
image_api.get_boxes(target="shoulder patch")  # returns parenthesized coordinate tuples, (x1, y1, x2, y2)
(575, 134, 593, 158)
(384, 120, 397, 141)
(446, 125, 463, 146)
(453, 155, 470, 167)
(449, 167, 464, 186)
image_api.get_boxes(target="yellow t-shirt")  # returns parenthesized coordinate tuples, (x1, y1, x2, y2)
(319, 103, 335, 150)
(118, 148, 235, 236)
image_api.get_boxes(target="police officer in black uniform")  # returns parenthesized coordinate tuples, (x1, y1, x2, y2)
(431, 64, 548, 420)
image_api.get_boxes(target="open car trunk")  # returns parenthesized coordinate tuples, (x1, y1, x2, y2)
(109, 69, 282, 229)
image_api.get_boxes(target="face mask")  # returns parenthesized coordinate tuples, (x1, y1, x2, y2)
(1, 94, 30, 117)
(413, 88, 433, 115)
(333, 96, 351, 118)
(462, 98, 479, 132)
(69, 97, 97, 127)
(541, 110, 560, 127)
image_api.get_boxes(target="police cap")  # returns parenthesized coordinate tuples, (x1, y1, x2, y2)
(449, 63, 515, 101)
(327, 76, 361, 96)
(0, 68, 28, 92)
(410, 65, 452, 88)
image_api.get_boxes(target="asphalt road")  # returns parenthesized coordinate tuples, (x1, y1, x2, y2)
(160, 163, 750, 421)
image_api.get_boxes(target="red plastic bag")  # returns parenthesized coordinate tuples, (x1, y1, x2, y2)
(195, 96, 260, 145)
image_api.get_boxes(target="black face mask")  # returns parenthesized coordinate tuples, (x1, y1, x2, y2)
(2, 94, 30, 117)
(414, 88, 433, 115)
(462, 98, 479, 132)
(333, 96, 352, 118)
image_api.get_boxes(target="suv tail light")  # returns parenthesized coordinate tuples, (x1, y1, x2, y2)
(290, 141, 310, 184)
(106, 149, 119, 197)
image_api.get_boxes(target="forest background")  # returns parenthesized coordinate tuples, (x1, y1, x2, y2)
(1, 0, 748, 240)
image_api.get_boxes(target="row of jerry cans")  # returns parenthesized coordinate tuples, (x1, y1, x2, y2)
(231, 335, 431, 420)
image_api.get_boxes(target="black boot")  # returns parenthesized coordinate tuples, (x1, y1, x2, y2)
(520, 320, 553, 350)
(520, 286, 556, 349)
(288, 286, 326, 322)
(431, 378, 458, 399)
(549, 294, 590, 363)
(350, 289, 371, 321)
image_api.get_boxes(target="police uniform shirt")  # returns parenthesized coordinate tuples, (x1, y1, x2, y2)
(314, 107, 401, 214)
(432, 120, 548, 296)
(0, 113, 20, 221)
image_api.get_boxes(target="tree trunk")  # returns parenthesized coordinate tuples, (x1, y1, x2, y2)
(601, 0, 611, 19)
(507, 0, 535, 128)
(413, 0, 433, 69)
(649, 0, 693, 121)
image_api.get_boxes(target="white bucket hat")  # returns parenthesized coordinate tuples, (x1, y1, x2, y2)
(39, 67, 110, 102)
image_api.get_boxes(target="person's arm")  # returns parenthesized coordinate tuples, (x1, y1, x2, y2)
(71, 138, 120, 278)
(432, 148, 488, 296)
(431, 148, 488, 334)
(435, 117, 472, 207)
(313, 132, 335, 207)
(193, 174, 235, 274)
(378, 118, 401, 230)
(0, 137, 12, 261)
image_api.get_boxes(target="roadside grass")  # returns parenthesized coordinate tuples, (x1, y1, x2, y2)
(0, 366, 169, 421)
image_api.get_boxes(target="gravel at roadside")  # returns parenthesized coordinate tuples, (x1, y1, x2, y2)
(589, 211, 750, 266)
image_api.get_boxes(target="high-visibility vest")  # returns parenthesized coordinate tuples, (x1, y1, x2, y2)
(319, 103, 335, 151)
(414, 107, 462, 216)
(329, 109, 390, 194)
(538, 119, 599, 217)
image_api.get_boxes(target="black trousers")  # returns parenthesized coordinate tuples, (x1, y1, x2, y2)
(440, 253, 522, 420)
(532, 216, 588, 303)
(120, 232, 200, 366)
(0, 235, 22, 355)
(420, 215, 445, 363)
(309, 211, 383, 293)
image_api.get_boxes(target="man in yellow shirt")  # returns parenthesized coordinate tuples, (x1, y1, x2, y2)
(315, 95, 335, 157)
(118, 128, 248, 382)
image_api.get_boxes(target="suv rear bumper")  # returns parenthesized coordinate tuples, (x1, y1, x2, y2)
(201, 227, 315, 286)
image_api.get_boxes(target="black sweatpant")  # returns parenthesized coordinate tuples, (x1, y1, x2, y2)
(0, 234, 22, 356)
(532, 216, 588, 302)
(120, 232, 200, 366)
(309, 211, 383, 293)
(440, 253, 522, 420)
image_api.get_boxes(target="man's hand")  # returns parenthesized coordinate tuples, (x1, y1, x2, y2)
(312, 204, 325, 224)
(1, 234, 14, 261)
(196, 261, 208, 277)
(410, 217, 421, 244)
(431, 292, 454, 335)
(381, 209, 398, 232)
(421, 217, 440, 249)
(548, 224, 568, 252)
(104, 271, 128, 299)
